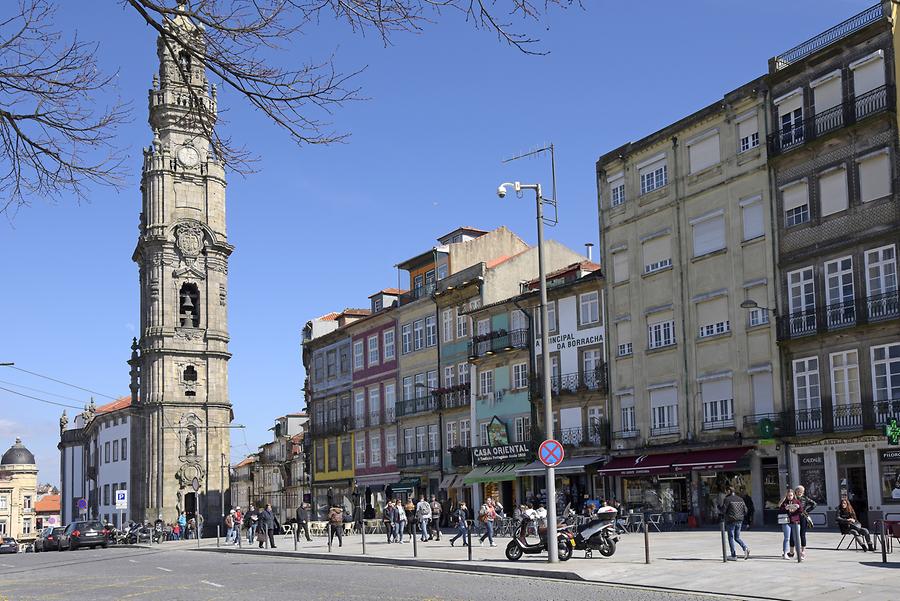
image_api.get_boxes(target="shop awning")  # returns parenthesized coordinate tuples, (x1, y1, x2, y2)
(438, 474, 457, 490)
(599, 447, 753, 476)
(516, 455, 606, 476)
(388, 478, 420, 493)
(462, 463, 526, 484)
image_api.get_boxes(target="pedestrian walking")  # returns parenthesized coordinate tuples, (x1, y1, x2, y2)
(257, 504, 277, 549)
(383, 501, 395, 543)
(741, 490, 754, 530)
(778, 488, 804, 560)
(328, 504, 344, 547)
(177, 512, 187, 540)
(479, 498, 497, 547)
(398, 501, 409, 542)
(416, 496, 432, 542)
(429, 495, 442, 541)
(449, 501, 469, 547)
(720, 486, 750, 560)
(224, 510, 235, 544)
(790, 485, 816, 560)
(837, 497, 875, 551)
(295, 503, 312, 542)
(245, 504, 258, 544)
(234, 507, 243, 542)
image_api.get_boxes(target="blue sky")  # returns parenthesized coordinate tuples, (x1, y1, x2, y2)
(0, 0, 872, 484)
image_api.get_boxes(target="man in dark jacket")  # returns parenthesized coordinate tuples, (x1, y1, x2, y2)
(259, 504, 277, 549)
(720, 486, 749, 560)
(328, 505, 344, 547)
(295, 503, 312, 542)
(741, 490, 755, 530)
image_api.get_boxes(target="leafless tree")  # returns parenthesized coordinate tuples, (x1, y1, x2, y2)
(0, 1, 128, 215)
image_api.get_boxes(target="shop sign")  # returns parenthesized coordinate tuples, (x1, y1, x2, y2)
(880, 448, 900, 463)
(536, 332, 603, 352)
(885, 418, 900, 445)
(472, 443, 530, 465)
(799, 453, 824, 467)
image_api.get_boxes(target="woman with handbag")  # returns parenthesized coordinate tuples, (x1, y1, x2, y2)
(789, 485, 816, 560)
(778, 488, 804, 560)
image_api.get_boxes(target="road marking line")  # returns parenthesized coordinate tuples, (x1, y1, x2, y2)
(0, 563, 14, 567)
(200, 580, 223, 588)
(128, 559, 138, 563)
(156, 566, 172, 572)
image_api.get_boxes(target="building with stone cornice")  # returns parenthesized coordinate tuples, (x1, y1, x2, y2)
(0, 439, 38, 541)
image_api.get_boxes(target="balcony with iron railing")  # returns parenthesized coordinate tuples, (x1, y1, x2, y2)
(352, 415, 367, 429)
(435, 384, 471, 410)
(650, 424, 679, 437)
(612, 428, 639, 439)
(777, 291, 899, 340)
(309, 417, 351, 437)
(395, 394, 437, 418)
(743, 398, 900, 437)
(557, 419, 610, 448)
(399, 283, 436, 305)
(369, 411, 381, 427)
(768, 84, 893, 156)
(772, 3, 885, 71)
(468, 329, 529, 359)
(397, 449, 441, 468)
(702, 416, 736, 431)
(531, 366, 609, 398)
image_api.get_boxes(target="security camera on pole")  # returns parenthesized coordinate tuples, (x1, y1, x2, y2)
(497, 180, 559, 563)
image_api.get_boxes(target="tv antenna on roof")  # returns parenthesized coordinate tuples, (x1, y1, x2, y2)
(502, 143, 558, 226)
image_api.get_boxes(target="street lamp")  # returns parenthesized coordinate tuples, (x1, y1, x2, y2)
(497, 180, 559, 563)
(739, 299, 776, 314)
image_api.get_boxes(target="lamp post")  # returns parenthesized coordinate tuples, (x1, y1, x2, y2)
(497, 181, 558, 563)
(739, 299, 776, 316)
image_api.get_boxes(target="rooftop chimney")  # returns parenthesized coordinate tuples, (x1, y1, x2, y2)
(585, 243, 594, 261)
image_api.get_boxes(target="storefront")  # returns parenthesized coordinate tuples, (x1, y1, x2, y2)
(386, 477, 420, 503)
(312, 479, 354, 519)
(464, 442, 531, 511)
(516, 456, 606, 513)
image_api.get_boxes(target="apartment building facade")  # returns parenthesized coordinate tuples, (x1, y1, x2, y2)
(767, 1, 900, 527)
(596, 76, 781, 525)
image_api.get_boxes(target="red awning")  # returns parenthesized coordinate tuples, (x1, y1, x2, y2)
(598, 447, 752, 477)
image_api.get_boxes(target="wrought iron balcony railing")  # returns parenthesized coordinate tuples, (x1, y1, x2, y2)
(369, 411, 381, 427)
(309, 417, 351, 437)
(744, 399, 900, 437)
(650, 425, 679, 437)
(436, 384, 471, 410)
(397, 449, 441, 468)
(399, 283, 436, 305)
(768, 85, 893, 156)
(702, 417, 736, 431)
(773, 3, 885, 70)
(558, 419, 610, 448)
(468, 329, 529, 359)
(612, 428, 639, 439)
(396, 395, 437, 418)
(778, 291, 899, 340)
(531, 366, 609, 397)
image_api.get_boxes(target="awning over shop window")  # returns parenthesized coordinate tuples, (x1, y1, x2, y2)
(438, 474, 457, 490)
(388, 478, 420, 493)
(598, 447, 752, 477)
(462, 462, 525, 484)
(517, 455, 606, 476)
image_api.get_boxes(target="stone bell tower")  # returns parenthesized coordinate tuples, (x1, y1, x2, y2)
(130, 6, 232, 531)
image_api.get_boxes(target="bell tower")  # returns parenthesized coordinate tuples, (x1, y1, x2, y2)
(130, 5, 232, 531)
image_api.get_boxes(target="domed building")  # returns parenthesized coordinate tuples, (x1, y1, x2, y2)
(0, 438, 38, 541)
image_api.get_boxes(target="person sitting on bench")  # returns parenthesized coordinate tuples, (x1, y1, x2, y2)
(837, 497, 875, 552)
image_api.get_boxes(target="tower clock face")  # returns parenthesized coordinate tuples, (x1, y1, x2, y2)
(177, 145, 200, 168)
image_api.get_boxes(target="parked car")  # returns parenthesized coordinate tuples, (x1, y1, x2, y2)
(0, 537, 18, 554)
(58, 521, 108, 551)
(34, 527, 65, 552)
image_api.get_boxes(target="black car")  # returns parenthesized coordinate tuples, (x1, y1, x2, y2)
(59, 521, 108, 551)
(0, 537, 18, 554)
(34, 527, 65, 552)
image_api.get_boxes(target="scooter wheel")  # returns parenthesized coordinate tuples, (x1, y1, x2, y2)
(558, 541, 572, 561)
(505, 540, 523, 561)
(599, 539, 616, 557)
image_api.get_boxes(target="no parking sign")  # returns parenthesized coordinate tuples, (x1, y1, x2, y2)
(538, 439, 564, 467)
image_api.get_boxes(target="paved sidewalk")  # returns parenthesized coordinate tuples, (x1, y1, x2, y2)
(182, 528, 898, 600)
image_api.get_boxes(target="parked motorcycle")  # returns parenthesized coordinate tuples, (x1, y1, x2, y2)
(564, 505, 619, 558)
(505, 516, 574, 562)
(124, 521, 151, 544)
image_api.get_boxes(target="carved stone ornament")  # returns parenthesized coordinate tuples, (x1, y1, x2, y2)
(176, 222, 204, 258)
(175, 462, 204, 489)
(174, 328, 204, 342)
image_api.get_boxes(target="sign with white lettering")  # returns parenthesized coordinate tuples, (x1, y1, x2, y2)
(472, 443, 530, 465)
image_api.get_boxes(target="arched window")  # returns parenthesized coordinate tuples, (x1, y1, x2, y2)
(179, 283, 200, 327)
(178, 51, 192, 75)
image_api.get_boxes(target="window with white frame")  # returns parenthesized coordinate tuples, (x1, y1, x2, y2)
(701, 378, 734, 427)
(476, 318, 490, 337)
(777, 90, 804, 148)
(479, 369, 494, 396)
(691, 211, 726, 257)
(858, 149, 892, 203)
(413, 319, 424, 350)
(446, 421, 458, 449)
(354, 389, 365, 421)
(851, 50, 885, 101)
(383, 328, 395, 361)
(650, 387, 678, 432)
(401, 324, 412, 354)
(579, 291, 600, 325)
(783, 180, 810, 227)
(688, 131, 720, 174)
(459, 419, 471, 447)
(479, 422, 489, 446)
(427, 369, 438, 392)
(616, 320, 632, 356)
(416, 426, 427, 453)
(425, 316, 437, 347)
(368, 386, 380, 418)
(647, 312, 675, 349)
(428, 424, 439, 451)
(639, 155, 668, 195)
(456, 306, 469, 338)
(612, 250, 629, 284)
(444, 365, 455, 387)
(825, 256, 854, 327)
(510, 309, 528, 332)
(609, 173, 625, 207)
(872, 343, 900, 402)
(643, 236, 672, 274)
(865, 245, 897, 307)
(515, 416, 532, 442)
(747, 288, 770, 327)
(788, 266, 816, 324)
(740, 195, 765, 241)
(414, 373, 426, 400)
(819, 166, 848, 217)
(619, 394, 636, 433)
(355, 437, 366, 467)
(0, 496, 6, 510)
(0, 520, 6, 535)
(402, 376, 414, 401)
(367, 335, 379, 366)
(793, 357, 821, 412)
(352, 345, 364, 373)
(370, 434, 381, 466)
(812, 70, 842, 131)
(384, 382, 396, 417)
(512, 363, 528, 389)
(830, 350, 860, 407)
(385, 431, 397, 464)
(458, 362, 469, 385)
(697, 296, 730, 338)
(737, 114, 759, 152)
(442, 308, 454, 343)
(547, 301, 557, 333)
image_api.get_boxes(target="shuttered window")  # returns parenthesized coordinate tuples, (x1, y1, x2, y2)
(691, 213, 726, 257)
(740, 196, 764, 241)
(783, 181, 810, 227)
(612, 251, 629, 283)
(851, 53, 885, 96)
(738, 116, 759, 152)
(688, 132, 720, 174)
(643, 236, 671, 273)
(858, 150, 891, 203)
(812, 72, 842, 112)
(616, 321, 632, 357)
(819, 167, 848, 216)
(697, 297, 729, 337)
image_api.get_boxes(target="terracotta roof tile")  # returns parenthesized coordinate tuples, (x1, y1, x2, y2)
(96, 396, 132, 414)
(35, 494, 60, 512)
(234, 455, 257, 468)
(368, 288, 405, 297)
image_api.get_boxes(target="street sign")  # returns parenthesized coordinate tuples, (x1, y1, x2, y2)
(115, 489, 128, 510)
(538, 439, 564, 468)
(77, 498, 87, 513)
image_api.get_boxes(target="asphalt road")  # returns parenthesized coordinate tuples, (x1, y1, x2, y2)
(0, 546, 744, 601)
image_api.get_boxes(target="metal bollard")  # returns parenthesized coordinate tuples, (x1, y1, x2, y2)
(327, 525, 332, 553)
(720, 520, 727, 563)
(237, 527, 242, 548)
(412, 521, 418, 558)
(294, 525, 298, 551)
(217, 525, 220, 548)
(361, 521, 366, 555)
(792, 523, 801, 563)
(643, 516, 650, 564)
(467, 521, 473, 561)
(881, 520, 888, 564)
